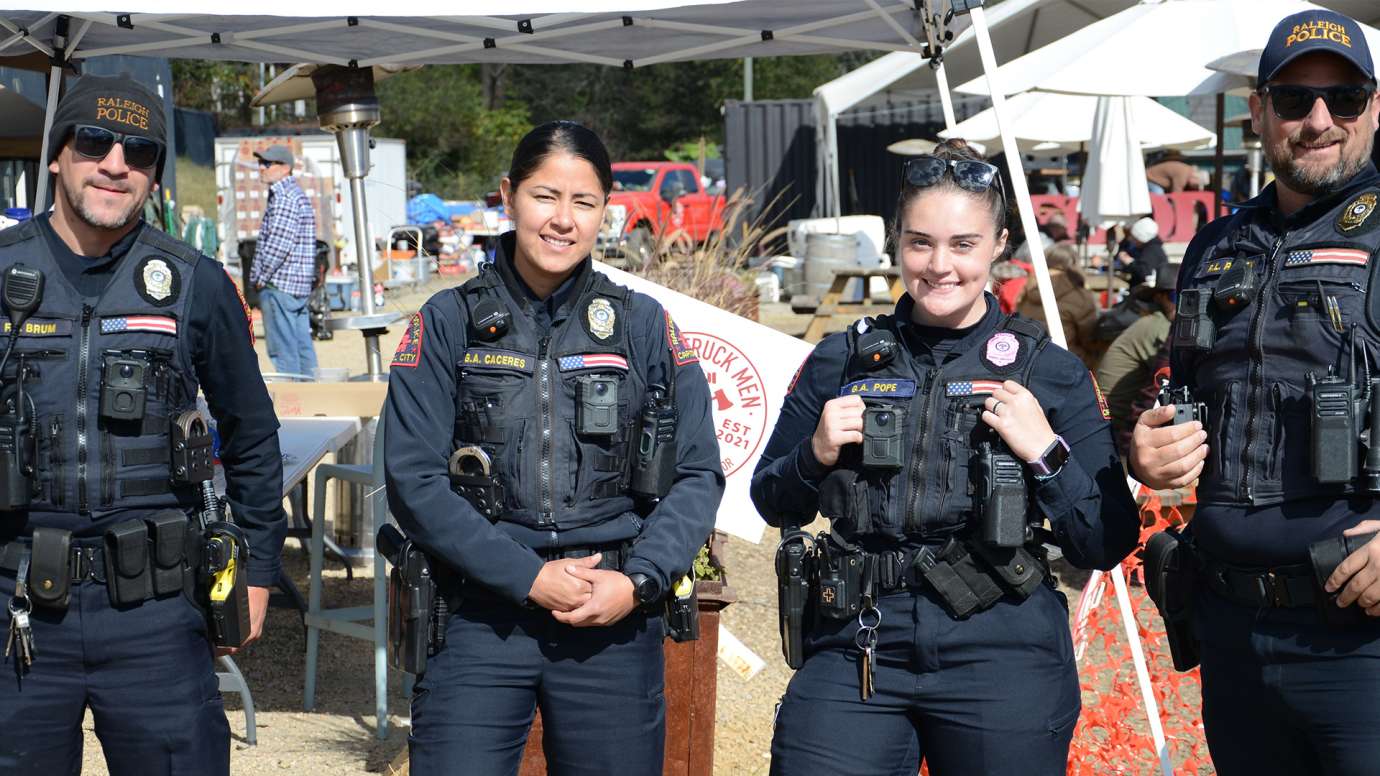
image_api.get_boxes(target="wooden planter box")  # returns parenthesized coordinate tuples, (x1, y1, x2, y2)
(520, 538, 736, 776)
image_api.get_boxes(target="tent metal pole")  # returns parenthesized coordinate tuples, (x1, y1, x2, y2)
(34, 63, 62, 213)
(744, 57, 753, 101)
(968, 6, 1066, 347)
(1214, 93, 1225, 219)
(934, 62, 957, 131)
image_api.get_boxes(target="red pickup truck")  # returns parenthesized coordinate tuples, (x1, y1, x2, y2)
(599, 161, 727, 264)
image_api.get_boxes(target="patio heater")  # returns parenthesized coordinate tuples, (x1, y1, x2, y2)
(253, 64, 410, 381)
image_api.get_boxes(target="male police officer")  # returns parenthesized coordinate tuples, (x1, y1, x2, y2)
(1132, 10, 1380, 775)
(0, 75, 286, 775)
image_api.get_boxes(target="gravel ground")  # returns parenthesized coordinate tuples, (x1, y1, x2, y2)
(72, 276, 1160, 775)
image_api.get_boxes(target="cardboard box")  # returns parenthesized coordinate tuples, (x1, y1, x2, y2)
(266, 381, 387, 418)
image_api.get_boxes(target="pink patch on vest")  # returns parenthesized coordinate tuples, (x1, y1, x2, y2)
(985, 332, 1019, 367)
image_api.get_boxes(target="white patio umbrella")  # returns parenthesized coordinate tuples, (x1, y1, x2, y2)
(938, 91, 1216, 155)
(1081, 96, 1153, 228)
(954, 0, 1380, 98)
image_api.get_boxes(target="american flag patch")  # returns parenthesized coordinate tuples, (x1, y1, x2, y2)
(1284, 248, 1370, 267)
(101, 315, 177, 336)
(558, 353, 629, 372)
(946, 379, 1004, 397)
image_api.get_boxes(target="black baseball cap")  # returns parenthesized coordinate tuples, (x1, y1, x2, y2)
(1258, 10, 1375, 85)
(47, 74, 166, 165)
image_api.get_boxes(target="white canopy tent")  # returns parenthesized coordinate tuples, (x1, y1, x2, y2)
(954, 0, 1380, 97)
(938, 91, 1216, 155)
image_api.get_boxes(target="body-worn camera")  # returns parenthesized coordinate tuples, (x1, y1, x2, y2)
(577, 375, 619, 436)
(972, 441, 1029, 548)
(861, 404, 905, 470)
(99, 352, 150, 422)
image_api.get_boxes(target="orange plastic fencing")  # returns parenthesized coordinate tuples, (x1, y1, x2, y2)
(1066, 492, 1212, 775)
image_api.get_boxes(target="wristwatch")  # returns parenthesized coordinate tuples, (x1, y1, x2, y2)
(627, 572, 662, 608)
(1027, 435, 1070, 479)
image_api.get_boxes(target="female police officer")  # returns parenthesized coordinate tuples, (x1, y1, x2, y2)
(752, 139, 1139, 775)
(382, 121, 723, 776)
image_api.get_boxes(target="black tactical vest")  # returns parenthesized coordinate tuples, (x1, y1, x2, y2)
(0, 221, 201, 517)
(1175, 183, 1380, 506)
(451, 265, 652, 531)
(824, 312, 1049, 542)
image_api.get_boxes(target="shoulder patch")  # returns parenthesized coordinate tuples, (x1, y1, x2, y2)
(134, 254, 181, 307)
(664, 310, 698, 366)
(228, 269, 254, 345)
(840, 378, 916, 398)
(391, 312, 424, 368)
(460, 347, 533, 374)
(786, 358, 807, 395)
(1337, 191, 1380, 236)
(1090, 370, 1111, 420)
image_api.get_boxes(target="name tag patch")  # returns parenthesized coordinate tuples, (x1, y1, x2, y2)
(945, 379, 1004, 397)
(461, 348, 533, 374)
(100, 315, 177, 336)
(840, 379, 916, 398)
(558, 353, 629, 372)
(1284, 247, 1370, 267)
(4, 318, 72, 337)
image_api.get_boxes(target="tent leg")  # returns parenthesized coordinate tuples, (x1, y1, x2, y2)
(35, 63, 63, 213)
(934, 62, 957, 131)
(969, 6, 1067, 348)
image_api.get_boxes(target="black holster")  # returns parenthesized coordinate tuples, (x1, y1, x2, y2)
(27, 526, 71, 610)
(775, 530, 814, 669)
(664, 577, 700, 643)
(1144, 529, 1200, 671)
(1308, 530, 1380, 627)
(379, 524, 448, 675)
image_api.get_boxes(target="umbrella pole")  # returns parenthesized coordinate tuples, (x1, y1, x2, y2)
(34, 63, 63, 212)
(1214, 94, 1225, 219)
(968, 7, 1066, 348)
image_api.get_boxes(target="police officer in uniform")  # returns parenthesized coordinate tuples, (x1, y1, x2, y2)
(383, 121, 723, 775)
(0, 76, 286, 774)
(1133, 10, 1380, 774)
(753, 139, 1138, 775)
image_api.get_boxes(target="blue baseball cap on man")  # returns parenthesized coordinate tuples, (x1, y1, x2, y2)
(1258, 9, 1375, 84)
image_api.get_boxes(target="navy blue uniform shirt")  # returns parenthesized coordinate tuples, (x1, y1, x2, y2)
(753, 294, 1139, 571)
(383, 242, 724, 604)
(21, 215, 287, 587)
(1174, 164, 1380, 567)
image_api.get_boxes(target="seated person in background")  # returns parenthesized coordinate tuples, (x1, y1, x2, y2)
(1146, 150, 1202, 194)
(1117, 217, 1168, 288)
(1039, 212, 1071, 243)
(1096, 264, 1178, 457)
(1014, 242, 1100, 369)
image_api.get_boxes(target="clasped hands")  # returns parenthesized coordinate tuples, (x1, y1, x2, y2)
(526, 553, 637, 627)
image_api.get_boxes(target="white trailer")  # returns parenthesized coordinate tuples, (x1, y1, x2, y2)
(213, 134, 406, 275)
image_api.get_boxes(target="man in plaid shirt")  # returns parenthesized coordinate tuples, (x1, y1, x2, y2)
(250, 144, 318, 376)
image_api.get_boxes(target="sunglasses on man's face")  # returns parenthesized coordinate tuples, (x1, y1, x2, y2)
(258, 159, 280, 169)
(902, 155, 1005, 199)
(1260, 83, 1375, 121)
(71, 125, 163, 170)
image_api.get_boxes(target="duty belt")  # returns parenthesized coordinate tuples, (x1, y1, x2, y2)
(537, 541, 631, 571)
(0, 540, 108, 585)
(1199, 554, 1317, 609)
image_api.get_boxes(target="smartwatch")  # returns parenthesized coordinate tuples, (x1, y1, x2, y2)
(1028, 435, 1070, 479)
(627, 572, 662, 608)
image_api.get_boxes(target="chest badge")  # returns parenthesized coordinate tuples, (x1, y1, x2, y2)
(135, 255, 180, 307)
(1338, 192, 1379, 234)
(984, 332, 1019, 368)
(587, 298, 616, 340)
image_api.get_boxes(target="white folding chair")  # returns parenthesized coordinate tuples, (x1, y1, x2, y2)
(302, 414, 391, 738)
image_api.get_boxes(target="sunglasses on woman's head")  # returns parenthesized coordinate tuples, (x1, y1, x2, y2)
(1259, 83, 1375, 121)
(71, 125, 163, 170)
(902, 155, 1004, 199)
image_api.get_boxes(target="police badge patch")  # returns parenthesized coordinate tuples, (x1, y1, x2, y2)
(134, 255, 180, 307)
(586, 297, 616, 340)
(1337, 192, 1380, 235)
